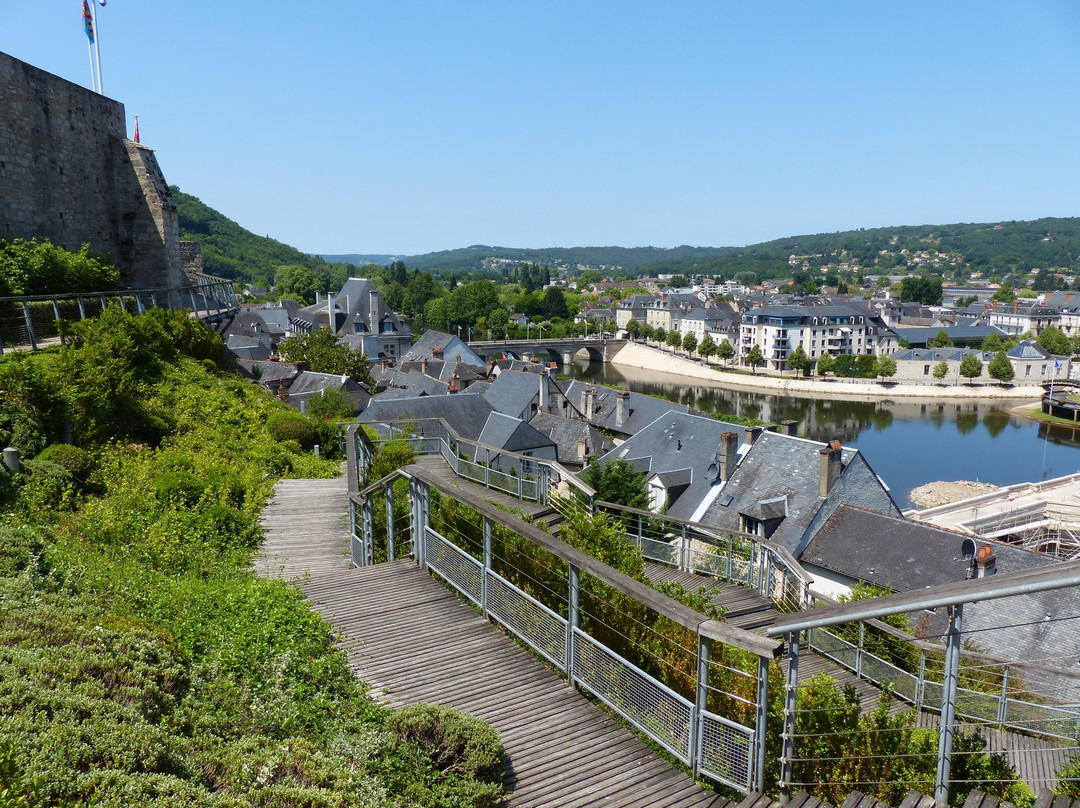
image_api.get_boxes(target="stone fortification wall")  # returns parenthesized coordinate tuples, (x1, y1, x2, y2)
(0, 51, 183, 289)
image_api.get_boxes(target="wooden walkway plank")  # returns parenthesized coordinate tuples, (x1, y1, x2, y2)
(257, 473, 732, 808)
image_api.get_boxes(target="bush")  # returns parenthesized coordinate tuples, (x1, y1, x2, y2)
(36, 444, 94, 483)
(266, 412, 319, 451)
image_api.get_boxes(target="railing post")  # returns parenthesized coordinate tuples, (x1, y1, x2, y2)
(935, 603, 964, 807)
(410, 477, 430, 570)
(692, 633, 711, 775)
(385, 480, 396, 562)
(21, 302, 37, 349)
(482, 516, 493, 618)
(636, 513, 643, 552)
(349, 499, 362, 567)
(188, 289, 200, 317)
(681, 524, 689, 571)
(997, 665, 1010, 727)
(727, 535, 734, 581)
(361, 496, 375, 567)
(51, 299, 62, 323)
(780, 630, 800, 804)
(916, 650, 926, 711)
(566, 564, 580, 683)
(754, 654, 769, 793)
(856, 622, 865, 678)
(77, 297, 87, 319)
(484, 463, 490, 489)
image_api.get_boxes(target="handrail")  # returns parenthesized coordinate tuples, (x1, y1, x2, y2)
(0, 277, 235, 305)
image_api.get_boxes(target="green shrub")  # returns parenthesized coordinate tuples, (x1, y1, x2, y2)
(14, 459, 79, 512)
(266, 412, 319, 451)
(154, 471, 205, 507)
(35, 444, 94, 483)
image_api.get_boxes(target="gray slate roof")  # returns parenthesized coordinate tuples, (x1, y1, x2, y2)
(483, 370, 541, 420)
(360, 394, 495, 441)
(406, 330, 486, 367)
(697, 431, 901, 557)
(559, 380, 693, 435)
(528, 412, 614, 466)
(477, 412, 557, 456)
(595, 411, 751, 520)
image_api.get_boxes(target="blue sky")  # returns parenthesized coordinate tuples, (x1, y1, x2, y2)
(5, 2, 1080, 256)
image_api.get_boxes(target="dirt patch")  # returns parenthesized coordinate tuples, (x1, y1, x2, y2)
(908, 480, 999, 509)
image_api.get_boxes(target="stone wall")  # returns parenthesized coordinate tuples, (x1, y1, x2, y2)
(0, 51, 184, 289)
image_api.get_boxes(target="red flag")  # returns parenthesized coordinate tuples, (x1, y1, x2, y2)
(133, 116, 140, 144)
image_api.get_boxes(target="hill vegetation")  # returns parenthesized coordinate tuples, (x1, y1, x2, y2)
(0, 305, 504, 807)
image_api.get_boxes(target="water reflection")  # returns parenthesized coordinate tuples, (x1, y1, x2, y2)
(565, 359, 1080, 508)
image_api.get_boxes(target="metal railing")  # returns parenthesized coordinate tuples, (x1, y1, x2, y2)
(0, 276, 239, 354)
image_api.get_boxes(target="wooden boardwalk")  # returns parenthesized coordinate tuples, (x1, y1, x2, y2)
(257, 473, 735, 808)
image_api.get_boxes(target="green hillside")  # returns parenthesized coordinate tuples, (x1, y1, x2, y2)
(173, 187, 351, 283)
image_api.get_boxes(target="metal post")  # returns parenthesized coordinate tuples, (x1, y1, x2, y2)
(483, 517, 493, 618)
(51, 299, 62, 323)
(188, 289, 200, 317)
(21, 302, 37, 349)
(727, 535, 733, 580)
(681, 525, 689, 571)
(361, 497, 374, 567)
(935, 603, 964, 807)
(117, 294, 126, 312)
(385, 481, 395, 562)
(77, 297, 86, 319)
(779, 630, 800, 804)
(415, 481, 430, 570)
(917, 651, 926, 710)
(997, 665, 1010, 726)
(349, 499, 362, 567)
(566, 564, 580, 682)
(754, 655, 770, 793)
(692, 634, 711, 774)
(856, 622, 865, 678)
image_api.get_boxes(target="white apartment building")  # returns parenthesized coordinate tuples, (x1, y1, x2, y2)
(739, 305, 883, 372)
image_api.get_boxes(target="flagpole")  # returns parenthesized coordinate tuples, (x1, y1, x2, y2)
(87, 38, 98, 93)
(90, 1, 103, 94)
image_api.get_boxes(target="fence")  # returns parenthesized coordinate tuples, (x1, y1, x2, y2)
(0, 275, 238, 354)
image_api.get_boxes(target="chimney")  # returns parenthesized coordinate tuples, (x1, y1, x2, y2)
(293, 360, 308, 372)
(719, 432, 739, 481)
(577, 436, 588, 463)
(974, 544, 997, 578)
(369, 289, 379, 333)
(584, 386, 596, 420)
(781, 419, 798, 437)
(539, 370, 550, 414)
(448, 372, 459, 394)
(327, 293, 335, 332)
(745, 425, 764, 447)
(616, 390, 630, 428)
(421, 357, 429, 377)
(818, 440, 843, 497)
(315, 290, 322, 305)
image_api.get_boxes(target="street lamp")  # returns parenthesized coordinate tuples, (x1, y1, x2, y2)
(538, 322, 546, 342)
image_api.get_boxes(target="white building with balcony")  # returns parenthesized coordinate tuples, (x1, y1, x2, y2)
(739, 305, 883, 372)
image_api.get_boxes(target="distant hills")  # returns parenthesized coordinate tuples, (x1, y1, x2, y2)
(172, 187, 1080, 284)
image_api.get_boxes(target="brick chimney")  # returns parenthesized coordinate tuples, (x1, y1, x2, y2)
(615, 390, 630, 428)
(974, 544, 997, 578)
(818, 440, 843, 497)
(719, 432, 739, 482)
(781, 419, 798, 437)
(421, 357, 429, 377)
(745, 425, 764, 447)
(448, 371, 459, 394)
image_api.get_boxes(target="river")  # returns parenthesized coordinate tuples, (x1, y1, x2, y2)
(566, 360, 1080, 509)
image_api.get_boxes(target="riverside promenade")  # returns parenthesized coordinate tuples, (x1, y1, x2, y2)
(610, 341, 1045, 401)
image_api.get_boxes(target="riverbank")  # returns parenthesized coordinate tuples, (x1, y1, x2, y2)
(609, 341, 1045, 401)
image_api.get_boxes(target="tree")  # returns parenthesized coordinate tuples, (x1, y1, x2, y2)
(274, 264, 321, 305)
(816, 352, 835, 376)
(1037, 325, 1073, 357)
(698, 333, 717, 363)
(988, 350, 1015, 382)
(487, 308, 509, 339)
(625, 319, 641, 339)
(930, 329, 954, 348)
(278, 327, 374, 388)
(717, 339, 735, 366)
(899, 275, 943, 305)
(542, 286, 569, 319)
(992, 283, 1016, 303)
(653, 326, 666, 344)
(682, 332, 698, 356)
(835, 353, 856, 377)
(933, 360, 950, 381)
(746, 344, 764, 373)
(581, 459, 649, 510)
(980, 332, 1003, 352)
(876, 356, 897, 380)
(856, 354, 877, 378)
(787, 345, 810, 377)
(666, 329, 681, 352)
(960, 353, 983, 382)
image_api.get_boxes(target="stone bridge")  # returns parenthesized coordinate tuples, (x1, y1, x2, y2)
(467, 336, 627, 365)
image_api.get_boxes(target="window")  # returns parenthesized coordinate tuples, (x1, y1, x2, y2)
(924, 365, 930, 376)
(1026, 365, 1032, 376)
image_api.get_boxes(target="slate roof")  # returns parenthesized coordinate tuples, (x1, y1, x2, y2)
(1007, 339, 1053, 360)
(360, 394, 495, 441)
(235, 359, 302, 385)
(483, 370, 541, 420)
(528, 412, 614, 466)
(696, 431, 901, 556)
(595, 411, 750, 520)
(559, 380, 693, 436)
(296, 278, 410, 340)
(406, 331, 486, 367)
(476, 412, 557, 456)
(801, 505, 1080, 700)
(893, 325, 1006, 345)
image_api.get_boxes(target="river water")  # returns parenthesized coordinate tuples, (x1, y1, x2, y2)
(566, 360, 1080, 509)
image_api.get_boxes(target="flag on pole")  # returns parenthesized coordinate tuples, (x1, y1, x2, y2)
(133, 116, 140, 144)
(1056, 361, 1062, 371)
(82, 1, 95, 43)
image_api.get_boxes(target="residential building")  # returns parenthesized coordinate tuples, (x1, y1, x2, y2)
(739, 305, 885, 372)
